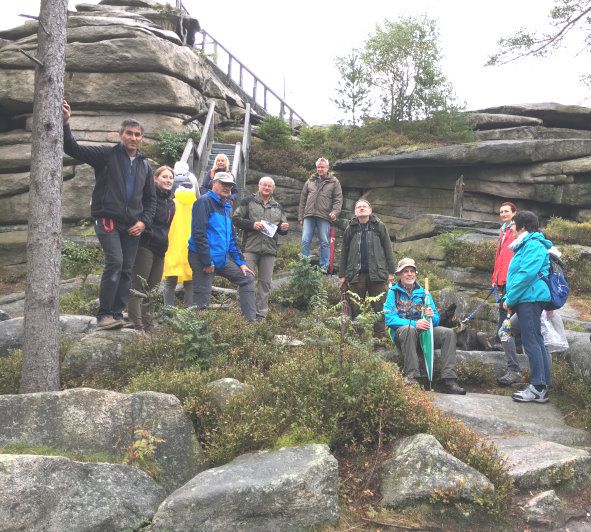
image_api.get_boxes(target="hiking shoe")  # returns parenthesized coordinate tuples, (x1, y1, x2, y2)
(439, 378, 466, 395)
(96, 316, 124, 331)
(497, 371, 522, 386)
(512, 384, 549, 403)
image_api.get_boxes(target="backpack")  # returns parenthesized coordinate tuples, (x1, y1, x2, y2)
(538, 252, 570, 311)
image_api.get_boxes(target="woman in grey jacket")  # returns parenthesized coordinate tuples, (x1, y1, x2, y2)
(339, 199, 396, 338)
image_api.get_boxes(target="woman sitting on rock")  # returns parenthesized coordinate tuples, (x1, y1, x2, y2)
(127, 166, 175, 331)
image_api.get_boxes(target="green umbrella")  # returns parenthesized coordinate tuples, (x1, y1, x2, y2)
(419, 278, 434, 387)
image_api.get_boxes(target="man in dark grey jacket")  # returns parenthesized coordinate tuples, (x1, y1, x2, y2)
(298, 158, 343, 271)
(63, 101, 156, 330)
(339, 199, 396, 338)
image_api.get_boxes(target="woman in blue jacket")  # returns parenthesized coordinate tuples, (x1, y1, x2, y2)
(503, 210, 552, 403)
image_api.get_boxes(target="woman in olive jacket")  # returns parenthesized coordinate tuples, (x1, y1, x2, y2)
(128, 166, 175, 330)
(339, 199, 396, 338)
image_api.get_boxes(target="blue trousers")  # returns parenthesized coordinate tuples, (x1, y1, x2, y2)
(514, 301, 552, 386)
(301, 216, 330, 269)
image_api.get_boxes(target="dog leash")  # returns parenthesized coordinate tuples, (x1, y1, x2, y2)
(460, 286, 499, 324)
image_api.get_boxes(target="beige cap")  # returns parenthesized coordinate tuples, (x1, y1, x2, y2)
(395, 257, 417, 274)
(212, 171, 235, 184)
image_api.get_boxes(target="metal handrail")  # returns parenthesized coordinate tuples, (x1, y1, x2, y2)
(198, 29, 306, 128)
(194, 101, 215, 185)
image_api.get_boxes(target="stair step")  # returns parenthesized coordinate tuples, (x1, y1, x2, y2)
(491, 434, 591, 490)
(433, 392, 590, 446)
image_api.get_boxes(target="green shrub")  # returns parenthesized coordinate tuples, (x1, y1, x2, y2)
(0, 349, 22, 394)
(437, 232, 496, 271)
(255, 116, 294, 148)
(298, 126, 328, 152)
(153, 130, 201, 166)
(544, 217, 591, 246)
(59, 285, 98, 315)
(61, 240, 103, 283)
(249, 143, 313, 180)
(561, 246, 591, 296)
(274, 241, 301, 273)
(273, 257, 323, 310)
(551, 357, 591, 430)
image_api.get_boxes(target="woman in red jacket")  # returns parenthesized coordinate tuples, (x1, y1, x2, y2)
(493, 201, 521, 385)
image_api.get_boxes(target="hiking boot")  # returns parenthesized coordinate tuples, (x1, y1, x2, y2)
(497, 371, 522, 386)
(512, 384, 549, 404)
(439, 378, 466, 395)
(96, 316, 124, 331)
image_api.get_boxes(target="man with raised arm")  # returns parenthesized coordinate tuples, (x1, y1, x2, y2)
(62, 101, 156, 330)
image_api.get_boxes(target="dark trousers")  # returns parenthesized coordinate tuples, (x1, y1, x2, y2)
(346, 273, 388, 337)
(128, 246, 164, 329)
(95, 220, 140, 319)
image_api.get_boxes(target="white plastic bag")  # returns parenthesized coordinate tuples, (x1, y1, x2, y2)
(540, 310, 569, 353)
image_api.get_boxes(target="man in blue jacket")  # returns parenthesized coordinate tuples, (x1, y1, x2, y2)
(384, 257, 465, 394)
(63, 101, 156, 331)
(188, 172, 256, 322)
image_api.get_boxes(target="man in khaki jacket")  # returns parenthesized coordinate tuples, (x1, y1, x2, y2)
(298, 158, 343, 271)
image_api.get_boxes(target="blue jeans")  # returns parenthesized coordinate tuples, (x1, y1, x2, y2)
(301, 216, 330, 269)
(514, 301, 552, 386)
(94, 220, 140, 320)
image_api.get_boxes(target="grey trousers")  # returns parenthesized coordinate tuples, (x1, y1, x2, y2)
(502, 314, 522, 373)
(244, 252, 275, 318)
(163, 276, 193, 307)
(394, 325, 458, 379)
(189, 252, 256, 322)
(128, 246, 164, 329)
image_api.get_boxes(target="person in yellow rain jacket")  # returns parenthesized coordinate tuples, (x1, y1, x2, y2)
(162, 180, 198, 308)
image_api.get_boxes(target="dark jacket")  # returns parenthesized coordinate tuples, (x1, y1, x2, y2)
(63, 124, 156, 229)
(339, 214, 396, 283)
(139, 188, 175, 258)
(233, 192, 288, 256)
(298, 173, 343, 222)
(188, 190, 245, 269)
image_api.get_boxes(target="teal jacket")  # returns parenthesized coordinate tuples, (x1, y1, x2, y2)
(504, 232, 552, 308)
(384, 283, 440, 330)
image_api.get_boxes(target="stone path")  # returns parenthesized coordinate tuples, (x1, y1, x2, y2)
(434, 392, 591, 492)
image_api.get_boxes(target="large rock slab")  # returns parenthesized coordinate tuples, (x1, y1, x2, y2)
(476, 126, 591, 141)
(0, 315, 96, 356)
(395, 214, 498, 242)
(335, 139, 591, 169)
(491, 434, 591, 489)
(433, 393, 591, 446)
(381, 434, 494, 509)
(468, 112, 543, 130)
(0, 388, 207, 491)
(563, 331, 591, 379)
(151, 444, 340, 531)
(0, 454, 165, 532)
(478, 103, 591, 130)
(0, 69, 206, 114)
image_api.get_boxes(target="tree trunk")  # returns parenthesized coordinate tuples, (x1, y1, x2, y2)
(20, 0, 68, 393)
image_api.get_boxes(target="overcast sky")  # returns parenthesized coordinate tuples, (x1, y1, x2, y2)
(2, 0, 589, 124)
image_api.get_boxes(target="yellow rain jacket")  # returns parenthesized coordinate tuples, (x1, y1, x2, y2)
(163, 187, 196, 282)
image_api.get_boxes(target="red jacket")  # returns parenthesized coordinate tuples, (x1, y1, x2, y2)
(492, 224, 515, 287)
